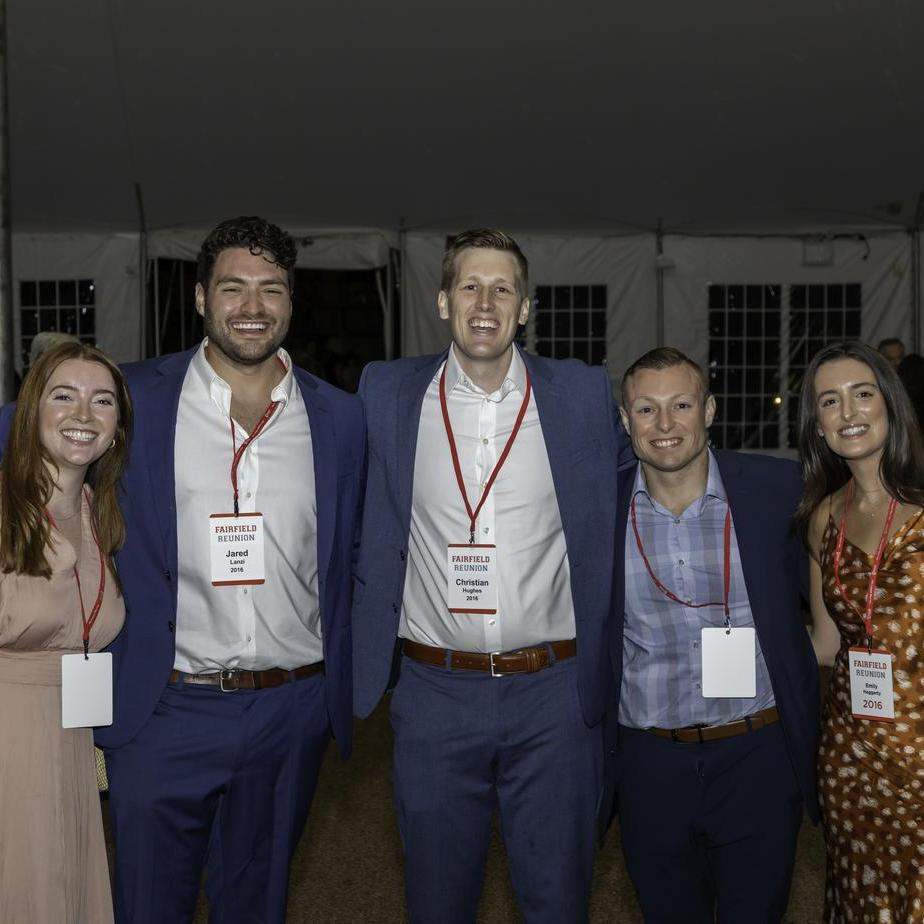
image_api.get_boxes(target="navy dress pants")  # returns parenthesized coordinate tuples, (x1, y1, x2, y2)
(105, 673, 330, 924)
(390, 654, 604, 924)
(616, 721, 803, 923)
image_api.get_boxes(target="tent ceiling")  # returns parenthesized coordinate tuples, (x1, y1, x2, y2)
(10, 0, 924, 233)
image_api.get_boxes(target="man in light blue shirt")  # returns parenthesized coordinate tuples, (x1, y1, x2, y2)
(604, 347, 819, 923)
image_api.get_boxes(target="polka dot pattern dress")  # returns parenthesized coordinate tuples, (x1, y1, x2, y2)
(819, 511, 924, 923)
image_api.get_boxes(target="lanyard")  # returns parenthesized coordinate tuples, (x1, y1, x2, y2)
(46, 486, 106, 660)
(438, 362, 532, 544)
(227, 357, 287, 516)
(630, 495, 732, 626)
(833, 479, 898, 650)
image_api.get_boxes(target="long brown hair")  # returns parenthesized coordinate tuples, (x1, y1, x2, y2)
(0, 342, 133, 577)
(794, 340, 924, 538)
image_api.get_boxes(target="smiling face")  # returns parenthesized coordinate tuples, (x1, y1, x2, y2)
(437, 248, 529, 369)
(38, 358, 119, 477)
(195, 246, 292, 367)
(813, 357, 889, 463)
(620, 363, 715, 473)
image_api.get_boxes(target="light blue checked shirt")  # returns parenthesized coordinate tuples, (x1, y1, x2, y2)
(619, 451, 776, 729)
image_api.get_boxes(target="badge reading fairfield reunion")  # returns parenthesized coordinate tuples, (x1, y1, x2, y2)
(446, 544, 498, 614)
(209, 512, 266, 586)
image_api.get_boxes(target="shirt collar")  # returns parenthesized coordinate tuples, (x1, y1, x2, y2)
(192, 338, 294, 415)
(441, 343, 526, 402)
(632, 449, 727, 517)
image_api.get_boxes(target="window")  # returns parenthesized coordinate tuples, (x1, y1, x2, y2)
(529, 284, 607, 364)
(707, 282, 862, 450)
(19, 279, 96, 369)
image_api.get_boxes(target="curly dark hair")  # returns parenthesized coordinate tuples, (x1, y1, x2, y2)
(196, 216, 298, 290)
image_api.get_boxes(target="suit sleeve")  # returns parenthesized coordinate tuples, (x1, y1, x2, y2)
(605, 379, 635, 470)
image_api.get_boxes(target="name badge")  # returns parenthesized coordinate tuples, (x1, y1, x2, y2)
(209, 513, 266, 586)
(701, 627, 757, 698)
(848, 647, 895, 722)
(447, 544, 498, 614)
(61, 653, 112, 728)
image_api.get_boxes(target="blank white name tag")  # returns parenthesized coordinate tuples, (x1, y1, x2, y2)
(446, 544, 498, 614)
(61, 653, 112, 728)
(701, 627, 757, 698)
(209, 513, 266, 586)
(848, 647, 895, 722)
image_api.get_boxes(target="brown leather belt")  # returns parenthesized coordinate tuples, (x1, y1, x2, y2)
(168, 662, 324, 693)
(402, 638, 576, 676)
(647, 706, 780, 743)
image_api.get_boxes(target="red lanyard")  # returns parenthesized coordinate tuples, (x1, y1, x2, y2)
(227, 358, 287, 516)
(46, 486, 106, 660)
(439, 362, 532, 544)
(630, 495, 732, 625)
(833, 479, 898, 649)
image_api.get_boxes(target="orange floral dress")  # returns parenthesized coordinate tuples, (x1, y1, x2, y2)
(819, 509, 924, 923)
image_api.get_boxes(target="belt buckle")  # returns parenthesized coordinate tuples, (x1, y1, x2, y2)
(489, 652, 505, 678)
(218, 669, 240, 693)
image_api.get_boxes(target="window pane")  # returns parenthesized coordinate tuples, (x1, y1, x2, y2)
(39, 281, 57, 307)
(59, 280, 77, 305)
(78, 280, 95, 305)
(573, 286, 589, 310)
(591, 285, 607, 310)
(708, 285, 725, 310)
(79, 306, 96, 334)
(20, 281, 36, 307)
(553, 286, 571, 310)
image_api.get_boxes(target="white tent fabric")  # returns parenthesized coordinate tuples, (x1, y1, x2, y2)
(147, 227, 397, 271)
(13, 232, 141, 367)
(662, 232, 914, 371)
(402, 232, 658, 381)
(12, 227, 398, 370)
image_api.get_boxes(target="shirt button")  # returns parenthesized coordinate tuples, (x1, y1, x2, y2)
(483, 527, 489, 535)
(482, 438, 489, 444)
(243, 589, 248, 595)
(686, 599, 693, 605)
(488, 619, 496, 626)
(693, 642, 699, 649)
(246, 492, 252, 498)
(695, 683, 701, 689)
(679, 559, 685, 566)
(247, 635, 252, 643)
(673, 517, 680, 525)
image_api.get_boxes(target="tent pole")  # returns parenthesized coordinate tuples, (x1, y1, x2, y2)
(0, 0, 14, 401)
(912, 229, 920, 355)
(384, 251, 394, 360)
(134, 182, 147, 359)
(655, 219, 665, 346)
(398, 218, 407, 359)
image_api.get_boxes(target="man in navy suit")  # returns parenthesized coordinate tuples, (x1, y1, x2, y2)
(606, 347, 819, 921)
(99, 217, 365, 923)
(353, 229, 631, 922)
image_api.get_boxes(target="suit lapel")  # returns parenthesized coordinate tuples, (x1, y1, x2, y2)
(395, 353, 445, 529)
(715, 450, 768, 634)
(146, 349, 196, 572)
(296, 371, 337, 589)
(522, 350, 586, 561)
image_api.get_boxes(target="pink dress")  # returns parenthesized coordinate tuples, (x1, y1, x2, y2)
(0, 494, 124, 923)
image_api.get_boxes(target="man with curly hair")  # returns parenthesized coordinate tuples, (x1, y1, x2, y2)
(98, 216, 365, 923)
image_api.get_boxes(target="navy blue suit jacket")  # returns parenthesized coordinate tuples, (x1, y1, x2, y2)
(602, 450, 820, 827)
(352, 347, 631, 726)
(93, 348, 365, 757)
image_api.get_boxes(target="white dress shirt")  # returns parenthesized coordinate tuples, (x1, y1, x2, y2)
(399, 345, 577, 653)
(173, 341, 322, 673)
